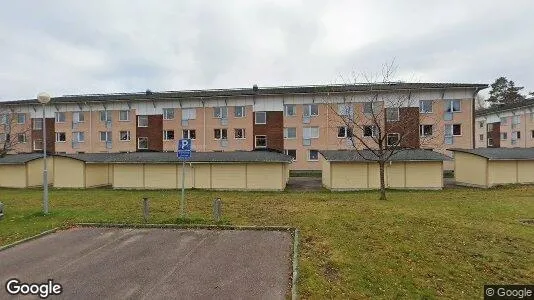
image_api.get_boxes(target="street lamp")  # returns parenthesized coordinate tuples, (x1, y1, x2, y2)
(37, 92, 51, 215)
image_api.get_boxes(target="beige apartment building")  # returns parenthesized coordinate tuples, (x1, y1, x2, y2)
(475, 98, 534, 149)
(0, 83, 487, 170)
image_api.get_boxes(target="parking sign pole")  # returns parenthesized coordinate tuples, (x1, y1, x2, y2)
(181, 160, 185, 218)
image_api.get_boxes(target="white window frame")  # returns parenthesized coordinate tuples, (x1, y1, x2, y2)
(234, 106, 246, 118)
(55, 112, 66, 123)
(163, 130, 175, 141)
(500, 117, 508, 125)
(446, 99, 461, 113)
(338, 104, 353, 116)
(73, 112, 85, 123)
(284, 149, 297, 161)
(33, 119, 43, 130)
(512, 115, 520, 125)
(386, 108, 399, 122)
(137, 115, 149, 127)
(182, 108, 196, 120)
(452, 124, 462, 136)
(500, 132, 508, 140)
(17, 113, 26, 124)
(255, 111, 267, 124)
(119, 131, 131, 141)
(337, 126, 348, 138)
(303, 104, 319, 117)
(33, 139, 43, 151)
(303, 127, 319, 139)
(255, 135, 267, 148)
(17, 133, 27, 144)
(119, 110, 130, 121)
(363, 125, 377, 137)
(100, 131, 112, 142)
(284, 104, 296, 117)
(0, 114, 7, 125)
(387, 133, 400, 147)
(55, 132, 66, 143)
(419, 125, 433, 137)
(234, 128, 246, 139)
(213, 107, 228, 119)
(284, 127, 297, 139)
(512, 131, 521, 140)
(182, 129, 196, 140)
(73, 132, 85, 143)
(214, 128, 228, 140)
(100, 111, 112, 122)
(163, 108, 175, 120)
(308, 149, 319, 161)
(363, 102, 379, 114)
(419, 100, 433, 113)
(137, 137, 148, 149)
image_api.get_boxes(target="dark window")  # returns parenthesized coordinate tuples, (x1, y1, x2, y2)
(363, 125, 376, 137)
(387, 133, 399, 146)
(284, 149, 297, 160)
(452, 124, 461, 136)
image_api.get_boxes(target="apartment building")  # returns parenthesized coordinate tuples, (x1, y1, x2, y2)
(0, 82, 487, 170)
(475, 98, 534, 149)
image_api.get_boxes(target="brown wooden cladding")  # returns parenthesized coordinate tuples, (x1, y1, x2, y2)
(253, 111, 283, 152)
(385, 107, 420, 149)
(31, 118, 55, 153)
(487, 122, 500, 148)
(136, 115, 163, 151)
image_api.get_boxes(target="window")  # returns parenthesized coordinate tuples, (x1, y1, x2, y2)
(446, 100, 461, 112)
(479, 134, 484, 142)
(284, 104, 296, 116)
(500, 132, 508, 140)
(137, 115, 148, 127)
(531, 130, 534, 138)
(420, 125, 433, 137)
(213, 107, 228, 119)
(234, 128, 246, 139)
(284, 149, 297, 161)
(337, 126, 352, 138)
(255, 111, 267, 124)
(55, 132, 66, 142)
(500, 117, 508, 125)
(363, 125, 377, 137)
(308, 150, 319, 161)
(138, 137, 148, 149)
(33, 119, 43, 130)
(487, 123, 494, 131)
(513, 131, 521, 139)
(55, 112, 66, 123)
(363, 102, 379, 114)
(487, 138, 493, 147)
(386, 108, 399, 122)
(73, 112, 85, 123)
(479, 121, 484, 128)
(255, 135, 267, 148)
(303, 104, 319, 117)
(17, 113, 26, 124)
(119, 131, 131, 141)
(284, 127, 297, 139)
(234, 106, 246, 118)
(33, 139, 43, 150)
(163, 108, 175, 120)
(512, 115, 520, 125)
(0, 114, 7, 125)
(100, 111, 112, 122)
(303, 127, 319, 139)
(338, 104, 353, 116)
(419, 100, 433, 113)
(214, 129, 228, 140)
(17, 133, 27, 143)
(182, 108, 196, 120)
(183, 129, 196, 140)
(387, 133, 400, 146)
(453, 124, 462, 136)
(119, 110, 130, 121)
(163, 130, 175, 141)
(73, 132, 85, 143)
(100, 131, 112, 142)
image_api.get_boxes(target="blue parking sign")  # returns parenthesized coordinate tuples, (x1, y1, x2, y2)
(177, 139, 192, 159)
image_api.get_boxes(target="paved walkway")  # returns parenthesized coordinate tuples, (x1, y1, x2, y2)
(0, 227, 292, 299)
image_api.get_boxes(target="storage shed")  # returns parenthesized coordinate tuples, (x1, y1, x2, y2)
(451, 148, 534, 188)
(320, 149, 450, 190)
(53, 154, 113, 188)
(0, 153, 54, 188)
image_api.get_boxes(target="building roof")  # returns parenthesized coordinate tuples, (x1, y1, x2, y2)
(475, 98, 534, 117)
(56, 151, 293, 163)
(1, 82, 488, 105)
(319, 149, 451, 162)
(0, 153, 43, 164)
(449, 148, 534, 160)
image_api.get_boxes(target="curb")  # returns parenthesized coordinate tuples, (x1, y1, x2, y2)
(0, 228, 58, 252)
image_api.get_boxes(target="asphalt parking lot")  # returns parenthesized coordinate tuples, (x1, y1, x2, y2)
(0, 227, 293, 299)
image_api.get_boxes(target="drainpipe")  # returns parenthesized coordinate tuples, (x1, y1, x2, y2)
(87, 102, 92, 153)
(202, 98, 206, 151)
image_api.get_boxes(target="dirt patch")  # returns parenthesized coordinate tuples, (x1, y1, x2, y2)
(519, 219, 534, 226)
(286, 177, 324, 191)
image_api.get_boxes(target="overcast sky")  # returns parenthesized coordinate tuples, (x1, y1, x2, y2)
(1, 0, 533, 101)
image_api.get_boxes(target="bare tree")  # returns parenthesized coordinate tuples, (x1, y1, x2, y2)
(0, 105, 31, 157)
(475, 94, 487, 110)
(321, 62, 441, 200)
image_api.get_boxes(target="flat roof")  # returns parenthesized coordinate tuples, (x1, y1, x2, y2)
(56, 151, 293, 163)
(0, 153, 43, 165)
(0, 82, 488, 105)
(319, 149, 451, 162)
(449, 148, 534, 160)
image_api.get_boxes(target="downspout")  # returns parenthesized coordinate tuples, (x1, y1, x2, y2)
(202, 98, 206, 151)
(87, 102, 92, 153)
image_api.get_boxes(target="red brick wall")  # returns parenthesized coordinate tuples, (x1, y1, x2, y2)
(253, 111, 283, 152)
(136, 115, 163, 151)
(487, 122, 500, 148)
(385, 107, 420, 148)
(31, 118, 55, 153)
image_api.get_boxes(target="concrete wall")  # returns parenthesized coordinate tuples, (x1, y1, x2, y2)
(518, 161, 534, 183)
(326, 160, 443, 190)
(53, 156, 85, 188)
(113, 164, 144, 189)
(454, 152, 487, 187)
(487, 160, 534, 187)
(0, 165, 27, 188)
(211, 164, 247, 189)
(27, 157, 54, 187)
(85, 164, 110, 187)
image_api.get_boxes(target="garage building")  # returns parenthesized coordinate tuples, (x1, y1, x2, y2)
(53, 154, 113, 188)
(0, 153, 54, 188)
(451, 148, 534, 188)
(320, 149, 450, 190)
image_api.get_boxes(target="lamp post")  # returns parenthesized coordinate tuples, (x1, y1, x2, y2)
(37, 92, 51, 215)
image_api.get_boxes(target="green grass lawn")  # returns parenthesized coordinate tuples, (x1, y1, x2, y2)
(1, 186, 533, 299)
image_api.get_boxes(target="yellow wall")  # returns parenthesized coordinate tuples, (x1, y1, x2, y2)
(405, 162, 443, 189)
(53, 157, 85, 188)
(488, 161, 518, 186)
(113, 164, 144, 188)
(454, 152, 488, 187)
(211, 164, 247, 189)
(108, 164, 114, 185)
(144, 164, 177, 189)
(0, 165, 27, 188)
(176, 164, 194, 189)
(386, 162, 405, 188)
(330, 162, 368, 189)
(193, 164, 211, 188)
(246, 163, 284, 190)
(517, 161, 534, 183)
(27, 157, 54, 187)
(367, 163, 381, 188)
(85, 164, 110, 187)
(321, 156, 331, 188)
